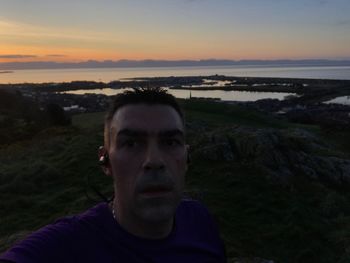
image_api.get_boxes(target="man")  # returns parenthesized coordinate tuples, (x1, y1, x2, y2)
(0, 88, 226, 262)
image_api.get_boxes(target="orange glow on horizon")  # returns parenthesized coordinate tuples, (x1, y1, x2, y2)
(0, 44, 349, 63)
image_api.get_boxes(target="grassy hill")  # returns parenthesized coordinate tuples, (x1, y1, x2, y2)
(1, 99, 350, 263)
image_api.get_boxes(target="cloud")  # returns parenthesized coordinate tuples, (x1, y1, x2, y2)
(335, 19, 350, 26)
(0, 54, 37, 59)
(0, 18, 120, 44)
(46, 54, 66, 57)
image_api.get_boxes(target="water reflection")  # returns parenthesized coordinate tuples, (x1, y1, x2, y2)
(325, 96, 350, 106)
(62, 88, 295, 102)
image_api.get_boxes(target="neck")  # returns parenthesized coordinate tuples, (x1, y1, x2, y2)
(110, 201, 174, 239)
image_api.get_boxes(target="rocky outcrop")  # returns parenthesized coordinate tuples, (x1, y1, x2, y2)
(191, 126, 350, 184)
(193, 133, 235, 161)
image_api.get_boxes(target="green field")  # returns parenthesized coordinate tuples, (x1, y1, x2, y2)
(1, 99, 350, 263)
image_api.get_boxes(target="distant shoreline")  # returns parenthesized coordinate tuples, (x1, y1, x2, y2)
(1, 59, 350, 71)
(1, 65, 350, 84)
(0, 71, 13, 74)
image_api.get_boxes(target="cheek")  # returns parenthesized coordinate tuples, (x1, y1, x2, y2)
(110, 156, 139, 204)
(170, 151, 188, 175)
(111, 150, 142, 171)
(174, 149, 188, 166)
(175, 156, 187, 169)
(109, 153, 142, 186)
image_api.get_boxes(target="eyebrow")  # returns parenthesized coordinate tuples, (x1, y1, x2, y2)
(117, 128, 185, 138)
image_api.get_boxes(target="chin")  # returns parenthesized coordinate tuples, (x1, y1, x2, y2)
(136, 197, 180, 223)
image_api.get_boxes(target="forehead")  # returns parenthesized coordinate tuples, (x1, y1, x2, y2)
(110, 104, 184, 133)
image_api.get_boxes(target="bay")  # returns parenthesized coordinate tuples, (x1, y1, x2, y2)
(63, 88, 295, 102)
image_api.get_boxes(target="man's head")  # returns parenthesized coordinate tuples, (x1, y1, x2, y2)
(101, 88, 188, 236)
(104, 88, 184, 151)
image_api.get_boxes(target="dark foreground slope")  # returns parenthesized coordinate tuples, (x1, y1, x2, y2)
(1, 99, 350, 263)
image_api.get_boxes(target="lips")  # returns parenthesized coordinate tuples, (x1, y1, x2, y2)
(139, 185, 173, 197)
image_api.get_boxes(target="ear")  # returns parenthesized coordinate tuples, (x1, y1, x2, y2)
(98, 146, 112, 177)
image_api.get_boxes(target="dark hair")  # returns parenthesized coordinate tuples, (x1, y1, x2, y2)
(104, 87, 184, 148)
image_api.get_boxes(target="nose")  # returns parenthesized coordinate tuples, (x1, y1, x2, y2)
(143, 141, 165, 171)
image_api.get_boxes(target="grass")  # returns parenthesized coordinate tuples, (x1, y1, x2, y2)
(0, 123, 112, 252)
(182, 100, 288, 128)
(186, 160, 343, 262)
(72, 111, 105, 129)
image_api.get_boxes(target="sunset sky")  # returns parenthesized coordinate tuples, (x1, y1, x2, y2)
(0, 0, 349, 63)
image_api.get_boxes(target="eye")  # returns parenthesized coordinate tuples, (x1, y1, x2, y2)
(163, 138, 181, 147)
(121, 139, 139, 148)
(127, 139, 139, 147)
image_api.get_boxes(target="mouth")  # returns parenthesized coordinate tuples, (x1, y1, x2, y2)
(139, 185, 173, 197)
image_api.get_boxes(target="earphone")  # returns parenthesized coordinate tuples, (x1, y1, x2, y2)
(98, 146, 109, 166)
(99, 153, 109, 166)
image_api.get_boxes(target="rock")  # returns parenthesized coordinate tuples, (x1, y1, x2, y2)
(192, 132, 234, 161)
(195, 143, 234, 161)
(327, 157, 350, 183)
(189, 125, 350, 184)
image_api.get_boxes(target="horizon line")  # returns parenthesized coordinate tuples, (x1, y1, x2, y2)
(1, 58, 350, 71)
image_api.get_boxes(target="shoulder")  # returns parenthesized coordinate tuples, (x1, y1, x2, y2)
(0, 203, 109, 263)
(177, 199, 213, 219)
(176, 199, 220, 235)
(0, 215, 79, 263)
(175, 199, 226, 260)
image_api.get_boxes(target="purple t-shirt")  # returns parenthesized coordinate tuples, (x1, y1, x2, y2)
(1, 199, 226, 262)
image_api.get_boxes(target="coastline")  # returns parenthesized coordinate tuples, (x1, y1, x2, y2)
(1, 75, 349, 104)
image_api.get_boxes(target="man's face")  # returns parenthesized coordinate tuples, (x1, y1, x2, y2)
(107, 104, 187, 224)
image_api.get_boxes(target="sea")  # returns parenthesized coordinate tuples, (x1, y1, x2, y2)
(1, 65, 350, 104)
